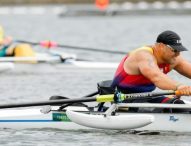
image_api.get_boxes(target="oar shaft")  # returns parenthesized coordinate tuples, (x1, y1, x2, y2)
(97, 91, 176, 102)
(16, 40, 126, 54)
(58, 44, 126, 54)
(119, 103, 191, 109)
(0, 91, 178, 109)
(125, 91, 175, 99)
(0, 97, 97, 109)
(82, 91, 99, 97)
(16, 40, 39, 46)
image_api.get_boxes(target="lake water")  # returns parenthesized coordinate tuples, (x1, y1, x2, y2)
(0, 6, 191, 146)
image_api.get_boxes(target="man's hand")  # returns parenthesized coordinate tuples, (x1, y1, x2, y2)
(176, 85, 191, 96)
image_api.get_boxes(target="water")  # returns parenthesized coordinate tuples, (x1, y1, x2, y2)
(0, 129, 190, 146)
(0, 8, 191, 145)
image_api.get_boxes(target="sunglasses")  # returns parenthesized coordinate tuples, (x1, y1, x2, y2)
(166, 45, 180, 53)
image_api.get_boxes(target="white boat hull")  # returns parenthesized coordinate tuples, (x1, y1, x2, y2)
(66, 110, 154, 130)
(0, 52, 118, 68)
(135, 113, 191, 132)
(0, 62, 14, 72)
(0, 107, 89, 130)
(0, 52, 74, 63)
(0, 106, 191, 132)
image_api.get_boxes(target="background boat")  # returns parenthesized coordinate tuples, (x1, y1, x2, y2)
(0, 42, 119, 69)
(0, 62, 14, 72)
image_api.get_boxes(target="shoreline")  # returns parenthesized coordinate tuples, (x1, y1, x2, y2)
(0, 0, 189, 5)
(1, 2, 191, 16)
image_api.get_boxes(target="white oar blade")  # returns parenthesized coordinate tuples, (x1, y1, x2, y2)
(66, 110, 154, 130)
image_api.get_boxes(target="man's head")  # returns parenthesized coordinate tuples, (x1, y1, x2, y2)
(155, 30, 188, 64)
(156, 30, 187, 52)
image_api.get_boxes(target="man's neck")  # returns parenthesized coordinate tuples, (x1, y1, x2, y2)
(152, 45, 166, 64)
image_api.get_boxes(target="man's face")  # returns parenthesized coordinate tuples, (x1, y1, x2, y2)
(163, 44, 180, 64)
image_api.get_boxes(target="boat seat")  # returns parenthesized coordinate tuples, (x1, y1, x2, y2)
(14, 44, 36, 57)
(97, 80, 115, 112)
(97, 80, 115, 95)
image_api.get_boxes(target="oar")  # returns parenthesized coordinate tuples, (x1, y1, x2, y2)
(15, 40, 127, 54)
(0, 96, 106, 109)
(49, 91, 99, 100)
(50, 91, 99, 109)
(0, 90, 178, 109)
(97, 90, 179, 102)
(119, 103, 191, 109)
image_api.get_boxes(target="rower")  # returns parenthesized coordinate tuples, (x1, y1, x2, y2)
(0, 25, 14, 57)
(110, 30, 191, 112)
(0, 25, 36, 58)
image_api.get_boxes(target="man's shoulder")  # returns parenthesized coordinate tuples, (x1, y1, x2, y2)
(130, 46, 153, 56)
(133, 48, 154, 58)
(131, 46, 153, 53)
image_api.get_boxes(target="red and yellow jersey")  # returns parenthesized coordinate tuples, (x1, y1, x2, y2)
(111, 46, 170, 93)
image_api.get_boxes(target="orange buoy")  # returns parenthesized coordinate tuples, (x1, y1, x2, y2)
(95, 0, 109, 10)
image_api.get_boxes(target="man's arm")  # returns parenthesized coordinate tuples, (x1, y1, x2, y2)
(174, 56, 191, 79)
(136, 51, 179, 90)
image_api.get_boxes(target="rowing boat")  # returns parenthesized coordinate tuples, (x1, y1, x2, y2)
(67, 101, 191, 132)
(0, 105, 154, 130)
(0, 52, 76, 63)
(0, 106, 90, 130)
(0, 51, 118, 68)
(0, 81, 189, 132)
(0, 100, 191, 132)
(0, 41, 120, 68)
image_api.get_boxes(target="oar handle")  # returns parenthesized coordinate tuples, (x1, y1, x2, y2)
(175, 90, 182, 96)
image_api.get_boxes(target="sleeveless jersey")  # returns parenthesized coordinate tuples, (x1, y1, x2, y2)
(111, 46, 170, 93)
